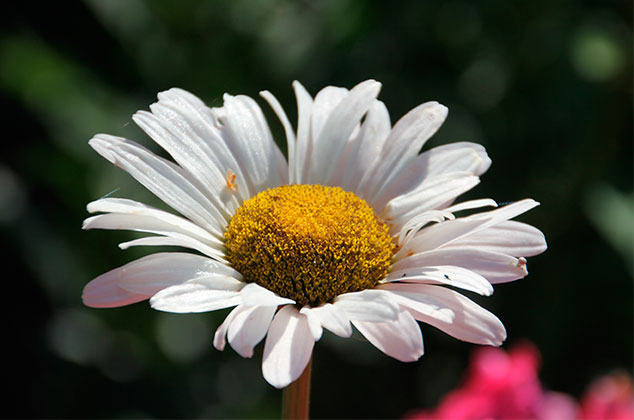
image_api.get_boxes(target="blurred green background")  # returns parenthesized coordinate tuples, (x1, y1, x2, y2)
(2, 0, 632, 418)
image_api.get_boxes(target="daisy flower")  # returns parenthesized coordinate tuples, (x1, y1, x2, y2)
(83, 80, 546, 389)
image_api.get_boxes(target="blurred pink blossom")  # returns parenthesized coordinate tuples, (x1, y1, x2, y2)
(405, 342, 633, 420)
(579, 371, 634, 420)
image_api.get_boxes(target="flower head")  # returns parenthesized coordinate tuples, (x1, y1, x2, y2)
(83, 80, 547, 388)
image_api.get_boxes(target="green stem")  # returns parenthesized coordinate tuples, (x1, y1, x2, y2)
(282, 356, 312, 420)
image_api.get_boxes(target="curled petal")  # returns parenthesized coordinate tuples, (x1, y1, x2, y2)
(384, 172, 480, 227)
(398, 199, 540, 257)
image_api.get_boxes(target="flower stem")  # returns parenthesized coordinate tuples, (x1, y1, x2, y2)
(282, 356, 312, 420)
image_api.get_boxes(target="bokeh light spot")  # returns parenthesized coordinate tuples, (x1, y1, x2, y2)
(155, 313, 212, 363)
(47, 309, 110, 365)
(571, 27, 625, 82)
(459, 58, 509, 111)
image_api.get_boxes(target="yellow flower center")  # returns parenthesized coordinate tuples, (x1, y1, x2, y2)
(224, 185, 395, 307)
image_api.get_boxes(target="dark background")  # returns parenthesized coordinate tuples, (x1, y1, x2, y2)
(2, 1, 631, 418)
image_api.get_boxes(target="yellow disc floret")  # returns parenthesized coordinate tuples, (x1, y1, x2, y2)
(224, 185, 395, 307)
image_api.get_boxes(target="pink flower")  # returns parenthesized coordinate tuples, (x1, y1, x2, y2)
(405, 342, 579, 420)
(579, 371, 634, 420)
(539, 392, 580, 420)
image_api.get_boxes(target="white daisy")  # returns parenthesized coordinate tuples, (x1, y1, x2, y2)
(83, 80, 546, 389)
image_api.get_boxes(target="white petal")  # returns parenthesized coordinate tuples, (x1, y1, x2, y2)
(393, 248, 529, 284)
(89, 134, 226, 235)
(299, 306, 324, 341)
(383, 172, 480, 227)
(396, 210, 455, 247)
(149, 278, 243, 313)
(306, 80, 382, 185)
(262, 306, 315, 389)
(86, 197, 219, 244)
(378, 284, 456, 323)
(398, 199, 540, 257)
(392, 210, 455, 248)
(352, 310, 424, 362)
(240, 283, 296, 307)
(311, 85, 357, 187)
(118, 235, 225, 262)
(394, 284, 506, 345)
(384, 265, 494, 296)
(82, 268, 150, 308)
(421, 141, 492, 177)
(393, 201, 497, 250)
(133, 109, 240, 214)
(372, 142, 491, 209)
(334, 289, 399, 322)
(83, 252, 238, 309)
(339, 100, 392, 193)
(300, 303, 352, 339)
(292, 81, 314, 184)
(446, 220, 547, 258)
(213, 305, 239, 351)
(84, 211, 225, 258)
(151, 88, 253, 204)
(213, 94, 288, 194)
(85, 213, 225, 261)
(359, 102, 448, 204)
(260, 90, 297, 184)
(310, 86, 349, 143)
(113, 252, 240, 294)
(228, 305, 277, 358)
(355, 100, 392, 162)
(444, 198, 498, 213)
